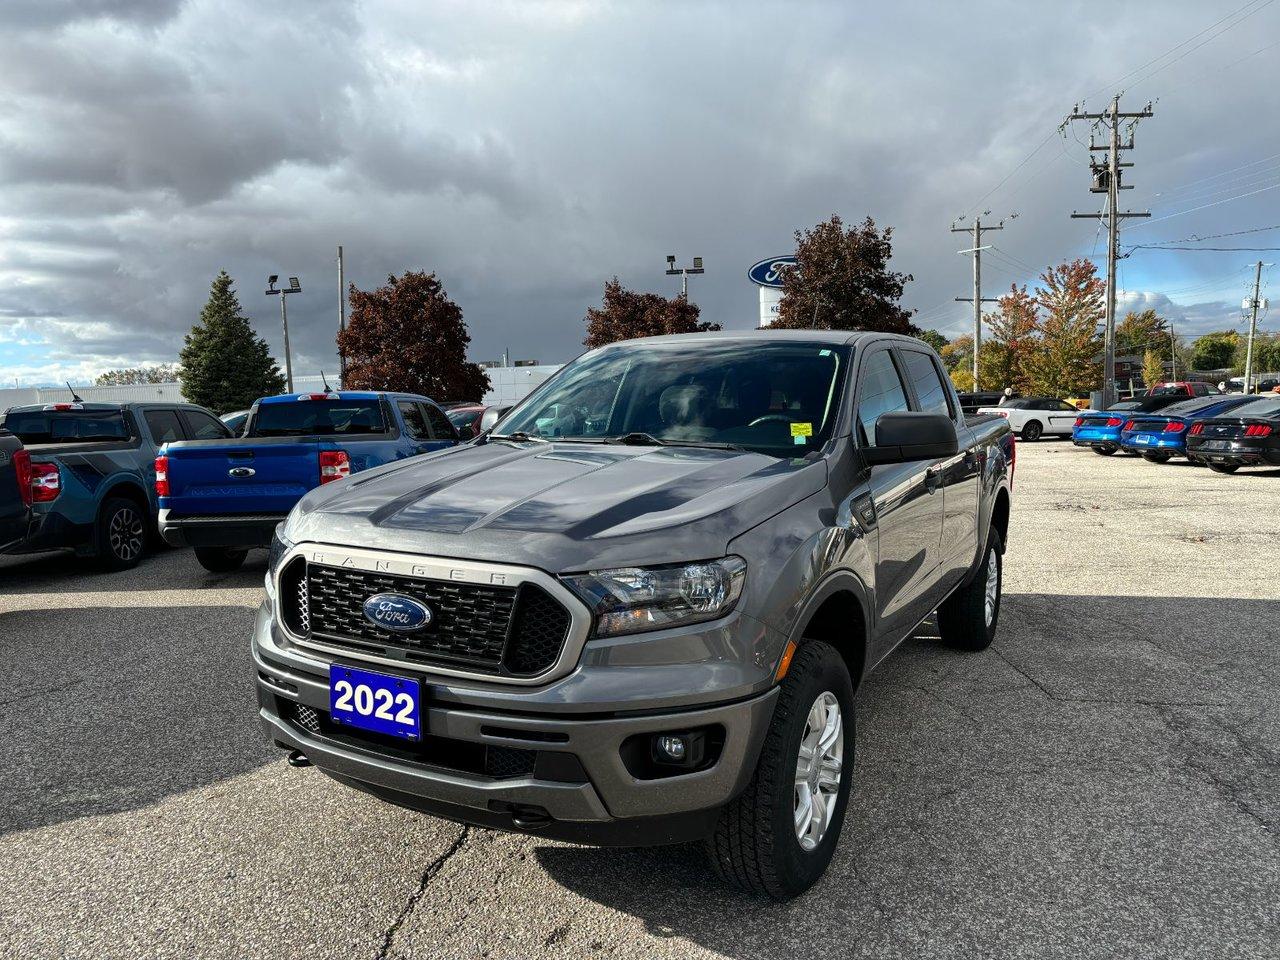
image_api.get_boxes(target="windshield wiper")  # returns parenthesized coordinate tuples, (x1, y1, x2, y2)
(488, 431, 549, 443)
(603, 433, 747, 452)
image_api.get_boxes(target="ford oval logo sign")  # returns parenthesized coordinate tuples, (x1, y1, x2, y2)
(362, 594, 433, 632)
(747, 256, 797, 288)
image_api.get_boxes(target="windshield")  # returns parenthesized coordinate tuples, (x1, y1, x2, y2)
(3, 409, 131, 444)
(251, 399, 387, 437)
(447, 408, 483, 429)
(497, 340, 850, 456)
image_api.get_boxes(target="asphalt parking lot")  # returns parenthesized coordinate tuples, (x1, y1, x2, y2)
(2, 441, 1278, 960)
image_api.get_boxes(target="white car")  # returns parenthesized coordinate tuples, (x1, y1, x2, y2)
(977, 397, 1092, 441)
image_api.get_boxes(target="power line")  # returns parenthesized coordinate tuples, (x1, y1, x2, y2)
(1130, 223, 1280, 246)
(1128, 245, 1280, 252)
(951, 216, 1009, 388)
(1135, 179, 1280, 228)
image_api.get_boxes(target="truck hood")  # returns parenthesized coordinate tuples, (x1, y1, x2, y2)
(287, 440, 827, 572)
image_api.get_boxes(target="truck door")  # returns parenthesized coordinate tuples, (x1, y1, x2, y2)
(855, 346, 946, 640)
(898, 347, 979, 591)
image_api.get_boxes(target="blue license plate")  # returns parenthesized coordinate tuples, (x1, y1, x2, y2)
(329, 664, 421, 740)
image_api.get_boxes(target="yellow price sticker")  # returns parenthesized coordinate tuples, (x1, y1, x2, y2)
(790, 422, 813, 437)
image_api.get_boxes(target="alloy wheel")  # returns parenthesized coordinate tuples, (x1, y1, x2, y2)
(109, 507, 144, 561)
(793, 691, 843, 852)
(984, 548, 999, 627)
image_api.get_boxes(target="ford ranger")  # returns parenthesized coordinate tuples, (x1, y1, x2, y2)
(1, 400, 230, 570)
(158, 391, 460, 572)
(254, 332, 1014, 898)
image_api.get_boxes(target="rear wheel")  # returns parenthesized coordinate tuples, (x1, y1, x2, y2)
(1093, 444, 1117, 456)
(937, 528, 1003, 652)
(194, 546, 249, 572)
(1021, 420, 1043, 442)
(95, 497, 147, 571)
(704, 640, 855, 899)
(1208, 462, 1240, 474)
(1142, 452, 1171, 464)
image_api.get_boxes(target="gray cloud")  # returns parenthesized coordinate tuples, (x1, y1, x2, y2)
(2, 0, 1280, 387)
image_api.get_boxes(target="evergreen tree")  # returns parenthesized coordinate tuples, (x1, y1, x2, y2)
(180, 271, 285, 413)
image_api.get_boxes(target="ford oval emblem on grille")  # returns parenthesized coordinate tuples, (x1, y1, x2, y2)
(362, 593, 433, 632)
(228, 466, 256, 478)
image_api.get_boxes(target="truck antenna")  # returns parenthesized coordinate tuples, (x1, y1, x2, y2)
(66, 381, 83, 402)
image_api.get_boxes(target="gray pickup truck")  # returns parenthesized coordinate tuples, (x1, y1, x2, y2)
(255, 331, 1014, 898)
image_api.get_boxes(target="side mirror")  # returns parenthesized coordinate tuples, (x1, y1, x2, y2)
(863, 412, 958, 465)
(479, 406, 510, 435)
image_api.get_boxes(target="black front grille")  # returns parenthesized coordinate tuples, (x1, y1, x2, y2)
(291, 562, 572, 677)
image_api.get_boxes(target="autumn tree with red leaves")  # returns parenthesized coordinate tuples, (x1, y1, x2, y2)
(774, 215, 915, 333)
(1028, 259, 1104, 396)
(583, 278, 720, 348)
(338, 271, 490, 402)
(979, 283, 1040, 393)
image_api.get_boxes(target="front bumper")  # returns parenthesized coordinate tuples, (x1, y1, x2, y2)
(158, 508, 286, 549)
(252, 603, 780, 845)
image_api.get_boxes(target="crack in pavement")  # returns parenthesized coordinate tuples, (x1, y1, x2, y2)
(376, 826, 470, 960)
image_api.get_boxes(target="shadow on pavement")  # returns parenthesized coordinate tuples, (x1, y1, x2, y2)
(0, 545, 268, 593)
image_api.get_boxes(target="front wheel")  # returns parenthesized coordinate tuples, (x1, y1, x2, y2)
(1142, 452, 1171, 464)
(937, 528, 1003, 651)
(194, 546, 249, 572)
(1208, 462, 1240, 474)
(95, 497, 147, 571)
(704, 640, 855, 899)
(1021, 420, 1043, 442)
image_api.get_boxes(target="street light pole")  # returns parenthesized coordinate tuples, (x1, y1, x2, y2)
(665, 254, 705, 298)
(266, 275, 302, 393)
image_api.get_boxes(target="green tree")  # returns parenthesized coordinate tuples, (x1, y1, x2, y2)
(1142, 349, 1165, 387)
(774, 215, 915, 333)
(96, 364, 179, 386)
(1028, 259, 1104, 396)
(1236, 332, 1280, 376)
(583, 278, 719, 348)
(1190, 330, 1240, 370)
(1115, 308, 1169, 356)
(179, 271, 284, 414)
(915, 329, 948, 353)
(339, 271, 491, 401)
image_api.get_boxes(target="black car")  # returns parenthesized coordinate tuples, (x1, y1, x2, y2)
(0, 428, 32, 553)
(957, 391, 1006, 416)
(1185, 393, 1280, 473)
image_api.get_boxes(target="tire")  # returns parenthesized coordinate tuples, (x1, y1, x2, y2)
(95, 496, 147, 571)
(194, 546, 249, 572)
(1092, 444, 1117, 456)
(704, 640, 855, 900)
(1142, 452, 1171, 464)
(937, 528, 1003, 652)
(1021, 420, 1043, 442)
(1208, 462, 1240, 474)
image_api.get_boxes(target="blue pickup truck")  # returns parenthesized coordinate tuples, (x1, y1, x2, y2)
(0, 400, 233, 570)
(158, 391, 461, 571)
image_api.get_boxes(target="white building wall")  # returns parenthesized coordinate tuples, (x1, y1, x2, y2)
(0, 374, 337, 414)
(482, 365, 563, 407)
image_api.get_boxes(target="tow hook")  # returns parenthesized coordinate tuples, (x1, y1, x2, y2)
(286, 749, 313, 768)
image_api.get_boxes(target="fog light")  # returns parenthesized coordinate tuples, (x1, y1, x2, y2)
(652, 730, 707, 768)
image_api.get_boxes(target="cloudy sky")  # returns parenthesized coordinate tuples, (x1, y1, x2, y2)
(2, 0, 1279, 386)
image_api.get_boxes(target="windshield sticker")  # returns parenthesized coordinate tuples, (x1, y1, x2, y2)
(790, 422, 813, 438)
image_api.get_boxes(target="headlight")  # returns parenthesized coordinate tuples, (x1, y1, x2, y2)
(266, 526, 293, 583)
(563, 556, 747, 638)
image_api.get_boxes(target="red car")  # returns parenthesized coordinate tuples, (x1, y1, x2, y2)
(1146, 381, 1222, 398)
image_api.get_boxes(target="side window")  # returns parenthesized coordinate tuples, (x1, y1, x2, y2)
(900, 350, 952, 417)
(397, 401, 430, 440)
(144, 409, 184, 444)
(181, 409, 231, 440)
(423, 403, 459, 441)
(856, 350, 910, 445)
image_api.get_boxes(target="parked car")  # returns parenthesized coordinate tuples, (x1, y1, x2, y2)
(956, 391, 1005, 416)
(1118, 395, 1258, 463)
(221, 409, 251, 436)
(1185, 393, 1280, 473)
(158, 391, 461, 572)
(1146, 380, 1222, 398)
(977, 396, 1087, 441)
(254, 331, 1014, 899)
(0, 428, 32, 553)
(0, 400, 231, 569)
(447, 403, 515, 440)
(1071, 395, 1185, 455)
(477, 404, 513, 435)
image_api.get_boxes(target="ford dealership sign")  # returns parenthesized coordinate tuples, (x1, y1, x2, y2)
(747, 256, 797, 288)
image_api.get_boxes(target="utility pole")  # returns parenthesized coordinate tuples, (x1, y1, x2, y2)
(1067, 94, 1153, 406)
(952, 215, 1004, 390)
(266, 275, 302, 393)
(1243, 261, 1270, 393)
(665, 254, 705, 298)
(337, 246, 347, 386)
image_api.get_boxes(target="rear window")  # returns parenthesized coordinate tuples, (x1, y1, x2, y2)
(1227, 396, 1280, 418)
(3, 410, 131, 444)
(251, 400, 387, 437)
